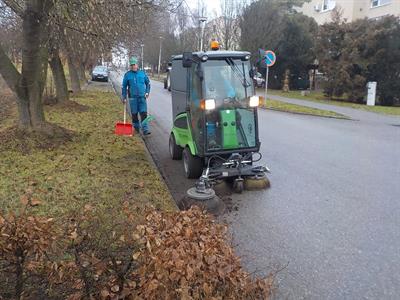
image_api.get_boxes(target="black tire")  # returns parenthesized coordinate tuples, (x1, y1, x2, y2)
(91, 77, 95, 81)
(183, 148, 203, 179)
(164, 78, 168, 89)
(169, 133, 183, 160)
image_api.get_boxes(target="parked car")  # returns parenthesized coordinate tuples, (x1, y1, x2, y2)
(91, 66, 108, 82)
(163, 63, 172, 91)
(253, 72, 265, 88)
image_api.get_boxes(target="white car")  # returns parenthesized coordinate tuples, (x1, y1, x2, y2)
(91, 66, 108, 82)
(253, 72, 265, 88)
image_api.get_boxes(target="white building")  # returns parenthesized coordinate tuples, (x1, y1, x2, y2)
(299, 0, 400, 24)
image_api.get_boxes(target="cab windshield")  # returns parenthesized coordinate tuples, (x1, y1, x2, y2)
(195, 58, 257, 152)
(203, 59, 253, 102)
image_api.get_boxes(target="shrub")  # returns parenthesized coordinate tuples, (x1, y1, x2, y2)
(0, 204, 273, 299)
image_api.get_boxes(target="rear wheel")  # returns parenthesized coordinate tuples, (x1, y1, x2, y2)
(183, 147, 203, 179)
(169, 133, 183, 160)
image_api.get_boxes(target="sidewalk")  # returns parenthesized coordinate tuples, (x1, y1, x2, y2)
(257, 89, 400, 125)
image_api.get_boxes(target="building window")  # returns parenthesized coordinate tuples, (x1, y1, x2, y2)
(371, 0, 391, 7)
(322, 0, 336, 11)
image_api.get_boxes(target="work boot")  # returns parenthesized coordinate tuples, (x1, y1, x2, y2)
(143, 131, 151, 135)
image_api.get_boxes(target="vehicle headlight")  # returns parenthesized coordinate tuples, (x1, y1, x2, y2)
(249, 96, 259, 107)
(201, 55, 208, 61)
(205, 99, 216, 110)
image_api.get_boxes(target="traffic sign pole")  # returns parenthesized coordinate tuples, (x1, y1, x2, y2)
(263, 50, 276, 105)
(265, 66, 269, 105)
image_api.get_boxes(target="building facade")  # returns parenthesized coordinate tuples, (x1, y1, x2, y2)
(299, 0, 400, 24)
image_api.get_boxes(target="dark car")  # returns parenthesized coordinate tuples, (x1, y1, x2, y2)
(163, 63, 172, 91)
(91, 66, 108, 82)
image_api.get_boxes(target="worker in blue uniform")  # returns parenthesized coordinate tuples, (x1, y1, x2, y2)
(122, 57, 151, 135)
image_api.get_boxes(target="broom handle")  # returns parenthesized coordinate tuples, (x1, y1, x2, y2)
(124, 101, 126, 124)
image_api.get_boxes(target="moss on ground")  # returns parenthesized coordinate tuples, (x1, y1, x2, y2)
(0, 84, 176, 218)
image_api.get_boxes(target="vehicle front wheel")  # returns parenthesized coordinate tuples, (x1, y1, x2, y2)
(169, 133, 183, 160)
(183, 147, 203, 179)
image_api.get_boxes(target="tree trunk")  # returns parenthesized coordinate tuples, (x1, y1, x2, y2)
(0, 0, 53, 132)
(49, 47, 69, 103)
(39, 47, 48, 97)
(76, 56, 87, 82)
(68, 55, 81, 93)
(19, 1, 50, 130)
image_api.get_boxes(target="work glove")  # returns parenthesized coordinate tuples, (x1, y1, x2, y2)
(145, 93, 149, 99)
(122, 98, 127, 104)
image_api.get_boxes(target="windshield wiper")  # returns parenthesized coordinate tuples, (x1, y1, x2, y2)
(225, 58, 252, 88)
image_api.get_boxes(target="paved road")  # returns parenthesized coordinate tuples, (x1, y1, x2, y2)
(111, 71, 400, 299)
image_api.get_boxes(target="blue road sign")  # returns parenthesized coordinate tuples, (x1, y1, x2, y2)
(264, 50, 276, 67)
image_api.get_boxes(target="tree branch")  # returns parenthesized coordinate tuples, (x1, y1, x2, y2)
(2, 0, 24, 17)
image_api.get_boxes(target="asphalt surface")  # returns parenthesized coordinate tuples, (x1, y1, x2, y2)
(111, 71, 400, 299)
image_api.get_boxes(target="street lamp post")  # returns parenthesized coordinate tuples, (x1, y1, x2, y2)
(157, 37, 163, 78)
(199, 17, 207, 52)
(141, 44, 144, 70)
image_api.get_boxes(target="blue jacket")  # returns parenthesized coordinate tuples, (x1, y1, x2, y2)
(122, 70, 150, 98)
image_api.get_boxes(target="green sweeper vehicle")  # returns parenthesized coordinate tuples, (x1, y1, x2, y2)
(168, 48, 270, 201)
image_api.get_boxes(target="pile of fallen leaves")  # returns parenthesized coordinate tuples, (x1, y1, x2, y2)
(0, 202, 273, 299)
(133, 207, 273, 299)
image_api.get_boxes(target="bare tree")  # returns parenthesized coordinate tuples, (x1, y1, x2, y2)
(0, 0, 53, 132)
(0, 0, 178, 133)
(217, 0, 242, 50)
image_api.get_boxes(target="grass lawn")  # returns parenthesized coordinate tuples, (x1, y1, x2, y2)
(0, 84, 176, 218)
(263, 98, 349, 119)
(267, 90, 400, 116)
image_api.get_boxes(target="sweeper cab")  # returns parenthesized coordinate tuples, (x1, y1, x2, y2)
(169, 43, 270, 197)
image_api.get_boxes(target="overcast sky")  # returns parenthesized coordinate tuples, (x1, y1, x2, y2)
(185, 0, 222, 17)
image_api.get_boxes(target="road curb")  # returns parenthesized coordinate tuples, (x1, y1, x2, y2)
(261, 105, 353, 121)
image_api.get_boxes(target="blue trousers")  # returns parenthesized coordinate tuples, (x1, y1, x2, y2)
(129, 97, 148, 132)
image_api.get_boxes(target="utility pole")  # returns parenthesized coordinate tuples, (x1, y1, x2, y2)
(199, 17, 207, 52)
(141, 44, 144, 70)
(158, 37, 163, 78)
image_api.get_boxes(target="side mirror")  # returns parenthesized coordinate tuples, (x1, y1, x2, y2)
(182, 52, 193, 68)
(249, 69, 255, 78)
(196, 66, 204, 80)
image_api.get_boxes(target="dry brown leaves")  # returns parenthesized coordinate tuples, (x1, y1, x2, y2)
(131, 207, 273, 300)
(0, 204, 273, 299)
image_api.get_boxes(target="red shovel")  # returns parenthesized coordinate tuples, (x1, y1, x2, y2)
(114, 102, 133, 136)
